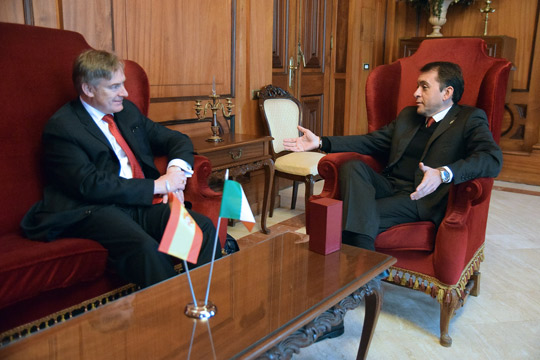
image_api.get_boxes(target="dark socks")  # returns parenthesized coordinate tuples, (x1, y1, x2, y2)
(342, 231, 375, 251)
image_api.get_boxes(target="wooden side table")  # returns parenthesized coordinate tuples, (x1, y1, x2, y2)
(191, 133, 274, 234)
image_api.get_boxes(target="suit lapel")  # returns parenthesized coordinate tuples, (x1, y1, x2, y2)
(113, 106, 144, 158)
(74, 99, 144, 163)
(420, 105, 460, 160)
(113, 103, 155, 172)
(387, 115, 422, 168)
(73, 99, 114, 151)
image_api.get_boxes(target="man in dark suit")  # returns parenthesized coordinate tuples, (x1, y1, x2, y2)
(283, 61, 503, 251)
(21, 49, 221, 287)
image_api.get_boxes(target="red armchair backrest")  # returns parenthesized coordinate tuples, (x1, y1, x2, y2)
(0, 22, 150, 236)
(365, 38, 511, 143)
(0, 23, 91, 236)
(123, 60, 151, 117)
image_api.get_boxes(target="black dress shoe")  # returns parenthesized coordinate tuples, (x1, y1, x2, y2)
(315, 322, 345, 343)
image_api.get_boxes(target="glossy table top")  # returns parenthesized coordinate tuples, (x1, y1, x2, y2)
(1, 232, 394, 359)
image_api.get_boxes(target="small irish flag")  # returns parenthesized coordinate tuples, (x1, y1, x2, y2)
(220, 179, 256, 231)
(159, 193, 203, 264)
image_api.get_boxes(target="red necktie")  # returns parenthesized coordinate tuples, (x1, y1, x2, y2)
(102, 114, 145, 179)
(426, 117, 435, 128)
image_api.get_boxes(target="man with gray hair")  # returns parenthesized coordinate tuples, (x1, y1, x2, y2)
(22, 49, 221, 287)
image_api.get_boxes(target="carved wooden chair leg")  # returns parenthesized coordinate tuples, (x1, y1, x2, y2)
(269, 175, 278, 218)
(291, 180, 299, 210)
(261, 161, 275, 234)
(303, 176, 315, 214)
(470, 271, 481, 297)
(439, 290, 460, 347)
(356, 280, 383, 360)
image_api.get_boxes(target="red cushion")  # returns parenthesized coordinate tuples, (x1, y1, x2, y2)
(375, 221, 436, 252)
(0, 234, 108, 309)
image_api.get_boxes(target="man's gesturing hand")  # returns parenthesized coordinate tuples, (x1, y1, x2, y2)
(282, 125, 320, 152)
(410, 162, 442, 200)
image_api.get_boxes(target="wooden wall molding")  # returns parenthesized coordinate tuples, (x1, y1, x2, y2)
(272, 0, 289, 71)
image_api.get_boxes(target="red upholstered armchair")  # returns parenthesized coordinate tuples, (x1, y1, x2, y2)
(308, 38, 512, 346)
(0, 22, 224, 338)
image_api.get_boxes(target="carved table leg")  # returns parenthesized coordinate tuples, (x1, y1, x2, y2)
(260, 159, 274, 234)
(356, 280, 382, 360)
(259, 279, 384, 360)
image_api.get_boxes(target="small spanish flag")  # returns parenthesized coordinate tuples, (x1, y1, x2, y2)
(159, 193, 203, 264)
(219, 179, 256, 231)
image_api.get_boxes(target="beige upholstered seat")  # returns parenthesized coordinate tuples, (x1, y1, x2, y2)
(258, 85, 324, 216)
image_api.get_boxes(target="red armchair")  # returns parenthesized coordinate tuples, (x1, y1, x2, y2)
(0, 22, 224, 339)
(308, 38, 512, 346)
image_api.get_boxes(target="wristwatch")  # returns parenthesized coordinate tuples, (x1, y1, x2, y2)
(438, 167, 451, 183)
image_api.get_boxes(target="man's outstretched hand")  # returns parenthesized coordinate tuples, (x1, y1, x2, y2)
(283, 125, 320, 152)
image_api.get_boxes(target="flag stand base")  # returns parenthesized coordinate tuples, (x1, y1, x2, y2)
(184, 301, 217, 320)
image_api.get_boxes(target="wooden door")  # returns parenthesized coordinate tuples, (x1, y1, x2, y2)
(272, 0, 332, 136)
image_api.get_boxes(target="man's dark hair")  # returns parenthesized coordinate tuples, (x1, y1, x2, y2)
(420, 61, 464, 103)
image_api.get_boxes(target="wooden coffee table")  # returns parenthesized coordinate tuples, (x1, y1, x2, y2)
(0, 232, 395, 360)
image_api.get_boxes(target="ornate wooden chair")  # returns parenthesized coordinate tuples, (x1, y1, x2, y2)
(307, 38, 512, 346)
(258, 85, 325, 215)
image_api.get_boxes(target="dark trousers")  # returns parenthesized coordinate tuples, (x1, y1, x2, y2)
(339, 160, 421, 250)
(63, 203, 221, 287)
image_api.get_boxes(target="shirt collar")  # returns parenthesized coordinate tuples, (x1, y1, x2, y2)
(431, 105, 452, 123)
(80, 97, 109, 123)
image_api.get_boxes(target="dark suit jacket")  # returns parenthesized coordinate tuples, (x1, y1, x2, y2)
(323, 104, 503, 224)
(21, 99, 195, 240)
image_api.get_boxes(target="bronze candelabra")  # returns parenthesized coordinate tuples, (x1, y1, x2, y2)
(480, 0, 495, 36)
(194, 79, 234, 142)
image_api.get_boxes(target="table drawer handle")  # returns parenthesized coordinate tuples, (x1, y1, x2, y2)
(229, 149, 242, 160)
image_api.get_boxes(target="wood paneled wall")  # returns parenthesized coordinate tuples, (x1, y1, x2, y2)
(1, 0, 272, 136)
(3, 0, 539, 184)
(336, 0, 387, 136)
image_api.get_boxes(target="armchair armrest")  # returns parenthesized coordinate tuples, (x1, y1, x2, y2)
(315, 152, 385, 200)
(307, 152, 385, 234)
(433, 177, 494, 284)
(184, 155, 222, 213)
(153, 154, 221, 202)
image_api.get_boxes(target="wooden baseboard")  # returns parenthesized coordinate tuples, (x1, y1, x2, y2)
(498, 147, 540, 186)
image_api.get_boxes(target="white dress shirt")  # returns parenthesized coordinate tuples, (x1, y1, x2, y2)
(431, 106, 453, 181)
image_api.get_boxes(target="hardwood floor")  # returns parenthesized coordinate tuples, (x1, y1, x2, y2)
(228, 180, 540, 359)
